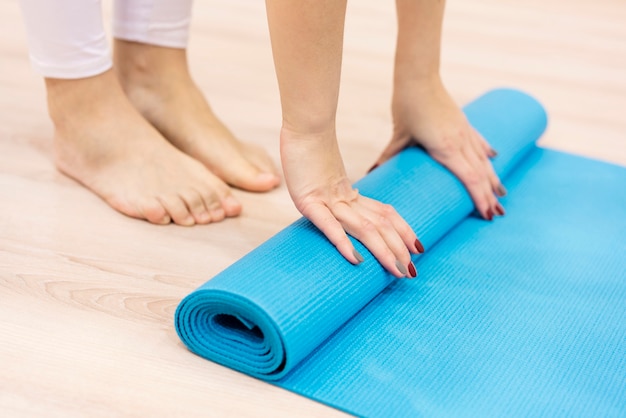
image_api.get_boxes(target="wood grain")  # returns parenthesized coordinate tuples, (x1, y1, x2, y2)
(1, 0, 625, 416)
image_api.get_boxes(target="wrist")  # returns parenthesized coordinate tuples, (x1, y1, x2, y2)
(280, 116, 337, 139)
(393, 70, 443, 91)
(392, 73, 448, 108)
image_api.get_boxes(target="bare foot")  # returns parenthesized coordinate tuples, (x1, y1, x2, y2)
(46, 70, 242, 225)
(113, 40, 281, 193)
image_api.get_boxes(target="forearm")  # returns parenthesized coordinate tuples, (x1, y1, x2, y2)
(394, 0, 446, 84)
(265, 0, 347, 134)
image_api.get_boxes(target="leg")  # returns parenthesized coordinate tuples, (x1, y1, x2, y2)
(265, 0, 420, 277)
(18, 0, 241, 225)
(19, 0, 111, 78)
(112, 0, 281, 192)
(373, 0, 505, 220)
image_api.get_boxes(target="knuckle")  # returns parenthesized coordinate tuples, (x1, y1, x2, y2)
(455, 127, 467, 139)
(379, 203, 396, 217)
(360, 218, 376, 232)
(463, 170, 482, 186)
(437, 137, 457, 155)
(376, 214, 392, 228)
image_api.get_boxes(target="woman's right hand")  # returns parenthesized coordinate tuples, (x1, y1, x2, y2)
(280, 127, 423, 278)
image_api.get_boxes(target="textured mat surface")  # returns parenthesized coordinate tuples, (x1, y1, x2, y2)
(176, 89, 626, 417)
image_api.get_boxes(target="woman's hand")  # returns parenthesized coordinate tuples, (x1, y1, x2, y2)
(372, 77, 506, 220)
(280, 127, 422, 278)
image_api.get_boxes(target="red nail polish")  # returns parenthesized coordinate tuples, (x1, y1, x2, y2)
(367, 164, 379, 174)
(407, 262, 417, 278)
(494, 203, 506, 216)
(414, 239, 425, 253)
(486, 209, 494, 221)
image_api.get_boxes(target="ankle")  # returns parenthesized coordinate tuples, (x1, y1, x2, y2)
(45, 70, 124, 130)
(113, 39, 190, 90)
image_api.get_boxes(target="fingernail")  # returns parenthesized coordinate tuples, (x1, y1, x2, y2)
(485, 209, 494, 221)
(414, 238, 425, 254)
(395, 260, 408, 276)
(490, 149, 498, 158)
(367, 164, 379, 174)
(407, 262, 417, 278)
(353, 249, 364, 264)
(496, 184, 507, 197)
(494, 202, 506, 216)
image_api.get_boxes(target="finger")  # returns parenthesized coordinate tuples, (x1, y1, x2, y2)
(469, 130, 506, 200)
(461, 140, 498, 219)
(473, 128, 497, 158)
(358, 195, 422, 254)
(482, 152, 507, 199)
(300, 201, 363, 265)
(468, 129, 490, 163)
(469, 132, 507, 210)
(331, 201, 410, 278)
(435, 152, 492, 219)
(348, 200, 412, 265)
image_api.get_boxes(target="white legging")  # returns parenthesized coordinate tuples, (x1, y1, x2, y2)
(19, 0, 193, 79)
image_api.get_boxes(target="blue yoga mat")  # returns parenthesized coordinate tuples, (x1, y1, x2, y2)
(176, 89, 626, 417)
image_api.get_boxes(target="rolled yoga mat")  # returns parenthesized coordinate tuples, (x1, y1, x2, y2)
(176, 89, 626, 417)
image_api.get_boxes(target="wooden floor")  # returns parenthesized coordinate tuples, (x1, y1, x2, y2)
(1, 0, 625, 416)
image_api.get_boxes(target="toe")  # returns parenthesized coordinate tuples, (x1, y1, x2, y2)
(135, 197, 171, 225)
(194, 172, 241, 220)
(158, 194, 195, 226)
(180, 188, 211, 225)
(209, 207, 226, 222)
(214, 152, 280, 193)
(242, 143, 281, 181)
(222, 195, 242, 217)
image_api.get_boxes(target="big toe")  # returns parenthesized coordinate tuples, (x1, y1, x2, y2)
(113, 196, 171, 225)
(216, 155, 280, 192)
